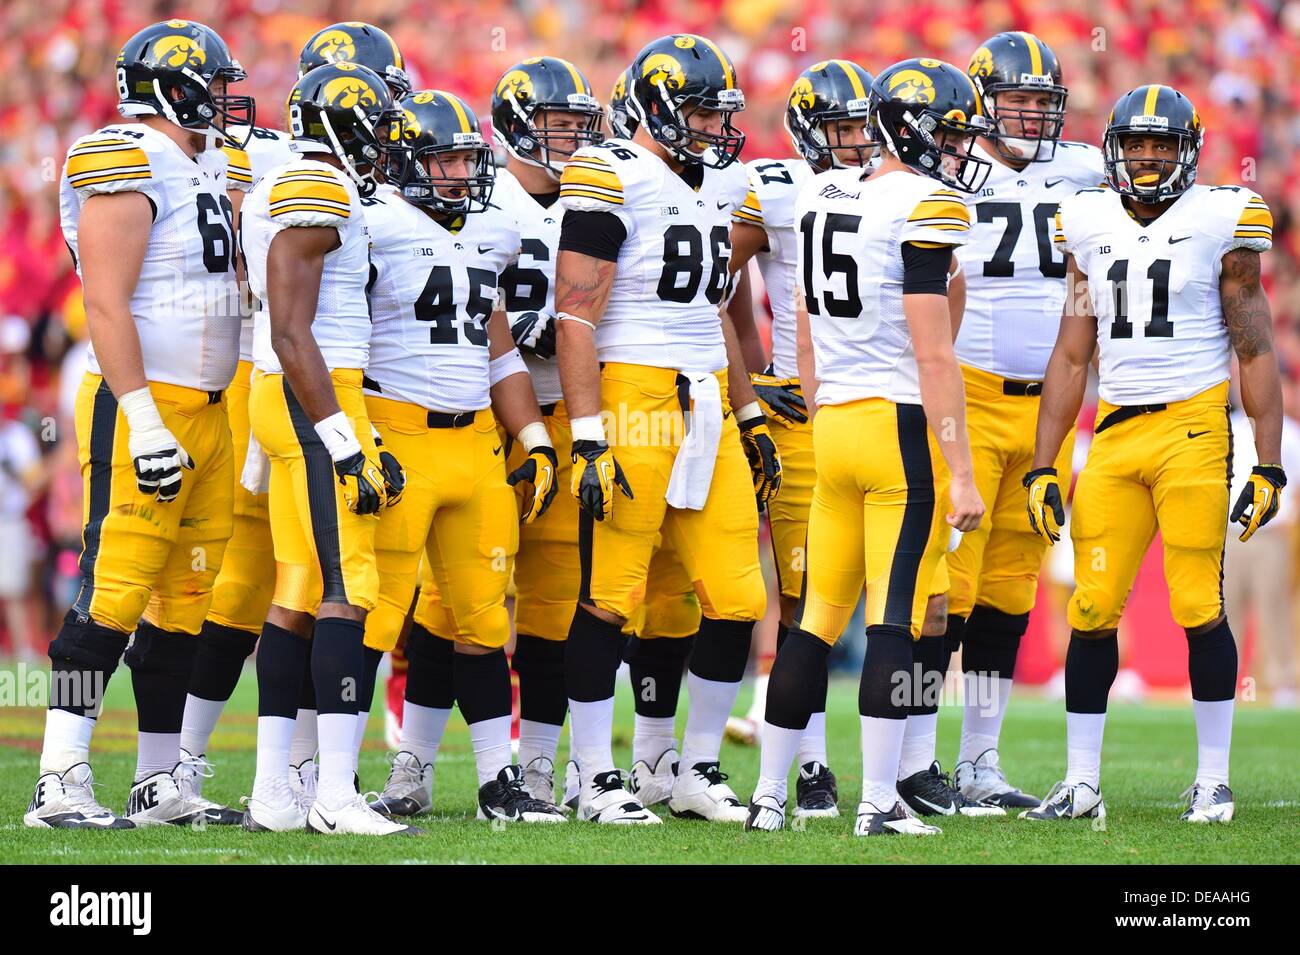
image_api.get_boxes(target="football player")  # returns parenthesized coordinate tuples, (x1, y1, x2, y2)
(747, 59, 987, 836)
(1023, 85, 1283, 824)
(26, 20, 249, 829)
(725, 58, 879, 819)
(240, 63, 413, 836)
(180, 20, 412, 818)
(358, 89, 565, 823)
(555, 33, 780, 823)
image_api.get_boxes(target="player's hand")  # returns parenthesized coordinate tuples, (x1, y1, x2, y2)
(738, 410, 782, 507)
(121, 388, 193, 503)
(508, 444, 559, 524)
(571, 439, 633, 521)
(946, 471, 985, 533)
(750, 372, 807, 426)
(334, 450, 386, 515)
(510, 311, 557, 360)
(1231, 464, 1287, 542)
(370, 428, 405, 509)
(1022, 466, 1064, 543)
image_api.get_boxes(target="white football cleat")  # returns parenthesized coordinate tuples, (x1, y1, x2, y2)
(629, 747, 677, 806)
(242, 776, 307, 832)
(477, 765, 567, 823)
(855, 800, 942, 836)
(1019, 781, 1106, 821)
(288, 758, 318, 815)
(308, 791, 421, 835)
(1181, 783, 1234, 824)
(953, 748, 1039, 810)
(368, 751, 433, 818)
(669, 761, 748, 823)
(578, 769, 661, 824)
(24, 763, 134, 829)
(124, 770, 206, 826)
(522, 755, 564, 809)
(744, 794, 786, 832)
(176, 750, 243, 824)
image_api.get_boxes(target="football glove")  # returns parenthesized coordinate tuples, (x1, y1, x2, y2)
(510, 310, 557, 360)
(738, 410, 782, 508)
(508, 444, 560, 524)
(334, 450, 386, 516)
(571, 439, 633, 521)
(750, 372, 807, 426)
(1231, 464, 1287, 542)
(370, 427, 405, 509)
(1023, 466, 1065, 544)
(120, 387, 193, 503)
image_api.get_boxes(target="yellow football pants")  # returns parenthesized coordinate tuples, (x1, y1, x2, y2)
(767, 410, 814, 602)
(71, 373, 233, 635)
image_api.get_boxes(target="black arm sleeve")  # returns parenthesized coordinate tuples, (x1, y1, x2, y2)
(901, 242, 952, 296)
(558, 210, 628, 262)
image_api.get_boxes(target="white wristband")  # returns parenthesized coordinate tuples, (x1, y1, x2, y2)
(735, 401, 762, 425)
(314, 410, 362, 462)
(557, 311, 596, 331)
(570, 414, 606, 443)
(518, 421, 551, 452)
(488, 348, 529, 387)
(119, 387, 166, 435)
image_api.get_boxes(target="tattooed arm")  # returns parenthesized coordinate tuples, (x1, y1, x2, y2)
(1221, 247, 1283, 463)
(555, 249, 617, 421)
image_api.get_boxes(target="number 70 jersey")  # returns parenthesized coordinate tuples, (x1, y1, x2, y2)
(1056, 183, 1272, 406)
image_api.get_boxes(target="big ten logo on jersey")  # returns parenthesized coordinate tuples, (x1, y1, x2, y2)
(660, 205, 680, 216)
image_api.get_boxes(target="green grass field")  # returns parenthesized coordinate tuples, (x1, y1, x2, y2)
(1, 665, 1297, 864)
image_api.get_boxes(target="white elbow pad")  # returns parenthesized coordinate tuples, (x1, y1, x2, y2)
(489, 348, 529, 386)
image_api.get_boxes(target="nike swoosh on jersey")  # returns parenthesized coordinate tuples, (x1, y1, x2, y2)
(1044, 178, 1065, 188)
(716, 201, 729, 210)
(478, 245, 494, 254)
(1169, 235, 1192, 244)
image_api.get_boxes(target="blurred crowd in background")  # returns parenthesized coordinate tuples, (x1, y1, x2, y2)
(1, 0, 1298, 700)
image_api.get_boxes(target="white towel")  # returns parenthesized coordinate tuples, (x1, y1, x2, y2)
(665, 372, 723, 511)
(239, 431, 271, 495)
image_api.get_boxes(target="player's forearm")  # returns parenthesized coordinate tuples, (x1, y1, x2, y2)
(795, 292, 819, 419)
(490, 364, 545, 440)
(557, 321, 603, 422)
(722, 311, 759, 410)
(1032, 346, 1087, 471)
(947, 258, 966, 342)
(725, 268, 767, 373)
(917, 353, 974, 479)
(85, 303, 149, 396)
(1222, 249, 1283, 464)
(1239, 353, 1283, 464)
(267, 253, 338, 424)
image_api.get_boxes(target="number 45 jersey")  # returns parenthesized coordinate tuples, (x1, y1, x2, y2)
(60, 123, 240, 391)
(954, 141, 1103, 381)
(1056, 183, 1272, 406)
(559, 138, 749, 373)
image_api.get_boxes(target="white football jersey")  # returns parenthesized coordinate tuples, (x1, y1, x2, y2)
(1057, 183, 1272, 406)
(494, 168, 564, 404)
(559, 138, 749, 373)
(365, 186, 521, 413)
(60, 123, 240, 392)
(734, 157, 814, 379)
(797, 167, 971, 407)
(243, 159, 372, 374)
(223, 126, 297, 363)
(955, 141, 1104, 381)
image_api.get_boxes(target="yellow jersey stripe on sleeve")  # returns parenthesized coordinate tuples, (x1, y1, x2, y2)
(66, 141, 150, 187)
(268, 175, 351, 219)
(1235, 199, 1273, 238)
(560, 158, 624, 205)
(222, 145, 254, 186)
(732, 188, 764, 225)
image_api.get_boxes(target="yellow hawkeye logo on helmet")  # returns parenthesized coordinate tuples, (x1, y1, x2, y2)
(496, 69, 535, 101)
(323, 76, 378, 109)
(643, 53, 686, 90)
(789, 76, 817, 110)
(392, 108, 421, 141)
(151, 36, 206, 70)
(969, 47, 994, 77)
(311, 29, 358, 63)
(889, 69, 936, 105)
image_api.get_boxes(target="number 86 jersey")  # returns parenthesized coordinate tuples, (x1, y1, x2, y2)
(1056, 183, 1272, 406)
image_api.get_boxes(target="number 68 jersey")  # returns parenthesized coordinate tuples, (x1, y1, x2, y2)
(60, 123, 240, 392)
(1055, 183, 1273, 406)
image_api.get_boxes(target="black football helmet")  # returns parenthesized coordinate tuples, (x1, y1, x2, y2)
(390, 90, 495, 214)
(968, 32, 1068, 163)
(491, 57, 603, 179)
(607, 66, 639, 139)
(286, 62, 404, 196)
(1103, 84, 1203, 204)
(628, 34, 746, 168)
(116, 19, 254, 147)
(298, 22, 411, 99)
(870, 58, 992, 193)
(785, 59, 876, 169)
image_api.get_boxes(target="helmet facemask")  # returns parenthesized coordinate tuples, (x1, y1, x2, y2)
(397, 135, 496, 214)
(634, 85, 746, 169)
(786, 103, 877, 170)
(122, 61, 255, 148)
(295, 101, 405, 197)
(1104, 126, 1201, 204)
(874, 100, 993, 193)
(984, 80, 1067, 163)
(502, 99, 603, 180)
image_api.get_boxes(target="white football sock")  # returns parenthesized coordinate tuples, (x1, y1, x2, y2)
(898, 712, 938, 779)
(681, 672, 742, 768)
(958, 675, 1012, 764)
(254, 715, 294, 784)
(317, 712, 358, 808)
(632, 714, 676, 767)
(1064, 711, 1106, 789)
(180, 695, 226, 758)
(352, 708, 369, 772)
(401, 702, 451, 767)
(569, 697, 615, 777)
(860, 714, 908, 807)
(469, 714, 513, 787)
(796, 711, 828, 767)
(289, 708, 317, 766)
(518, 719, 564, 770)
(135, 731, 180, 781)
(40, 708, 96, 775)
(754, 722, 803, 804)
(745, 673, 769, 723)
(1192, 698, 1233, 787)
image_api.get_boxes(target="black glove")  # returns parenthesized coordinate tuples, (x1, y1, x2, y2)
(334, 450, 385, 516)
(508, 444, 560, 523)
(1231, 464, 1287, 541)
(738, 411, 782, 508)
(1022, 466, 1065, 544)
(571, 439, 633, 521)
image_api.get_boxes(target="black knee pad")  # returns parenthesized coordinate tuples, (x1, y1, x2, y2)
(47, 612, 129, 714)
(565, 605, 626, 703)
(623, 634, 694, 668)
(962, 605, 1029, 678)
(688, 618, 753, 684)
(910, 634, 946, 716)
(454, 649, 511, 726)
(766, 628, 830, 730)
(625, 635, 693, 718)
(1065, 631, 1119, 715)
(189, 621, 258, 701)
(124, 621, 200, 679)
(405, 624, 454, 710)
(513, 634, 568, 726)
(1186, 618, 1238, 703)
(859, 625, 914, 720)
